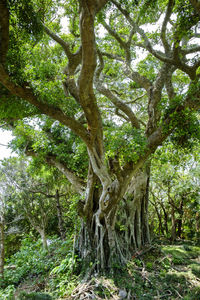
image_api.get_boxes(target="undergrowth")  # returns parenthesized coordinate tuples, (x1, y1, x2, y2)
(0, 238, 200, 299)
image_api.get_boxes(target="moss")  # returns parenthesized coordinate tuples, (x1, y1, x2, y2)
(162, 245, 200, 262)
(184, 287, 200, 300)
(190, 264, 200, 278)
(165, 272, 187, 284)
(17, 291, 52, 300)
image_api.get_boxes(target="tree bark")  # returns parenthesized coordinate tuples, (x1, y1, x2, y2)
(121, 165, 151, 252)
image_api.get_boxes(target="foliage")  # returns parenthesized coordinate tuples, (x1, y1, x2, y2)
(0, 236, 77, 298)
(105, 124, 147, 164)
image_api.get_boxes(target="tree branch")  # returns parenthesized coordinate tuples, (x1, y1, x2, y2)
(0, 64, 90, 144)
(161, 0, 174, 53)
(78, 0, 103, 150)
(25, 149, 86, 195)
(43, 24, 72, 58)
(112, 0, 199, 79)
(97, 83, 141, 129)
(101, 20, 127, 49)
(189, 0, 200, 16)
(124, 66, 152, 92)
(100, 50, 124, 61)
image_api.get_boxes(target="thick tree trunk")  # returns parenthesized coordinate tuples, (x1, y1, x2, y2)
(77, 166, 151, 273)
(120, 166, 151, 253)
(0, 217, 5, 278)
(55, 189, 66, 240)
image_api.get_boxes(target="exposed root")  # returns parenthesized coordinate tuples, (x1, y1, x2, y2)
(69, 277, 120, 300)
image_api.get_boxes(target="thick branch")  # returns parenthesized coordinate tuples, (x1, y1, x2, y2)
(181, 45, 200, 55)
(165, 65, 176, 101)
(96, 83, 141, 129)
(146, 64, 169, 135)
(46, 157, 85, 195)
(101, 20, 127, 49)
(125, 66, 152, 91)
(0, 64, 89, 144)
(100, 51, 124, 61)
(26, 149, 86, 195)
(63, 47, 82, 104)
(161, 0, 174, 53)
(43, 25, 72, 58)
(78, 0, 103, 152)
(43, 25, 82, 104)
(112, 0, 199, 79)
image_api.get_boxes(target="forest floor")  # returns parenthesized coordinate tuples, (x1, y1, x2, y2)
(1, 238, 200, 299)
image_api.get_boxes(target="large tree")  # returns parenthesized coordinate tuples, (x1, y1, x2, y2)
(0, 0, 200, 271)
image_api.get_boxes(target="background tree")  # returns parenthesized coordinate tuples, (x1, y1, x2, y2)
(0, 196, 5, 278)
(150, 143, 200, 242)
(0, 0, 200, 272)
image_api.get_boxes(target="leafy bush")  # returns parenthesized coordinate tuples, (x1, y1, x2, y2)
(0, 285, 15, 300)
(2, 236, 74, 287)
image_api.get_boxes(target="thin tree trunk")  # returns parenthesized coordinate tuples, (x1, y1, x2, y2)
(39, 228, 48, 251)
(196, 212, 199, 233)
(167, 185, 176, 242)
(0, 217, 5, 278)
(171, 205, 176, 242)
(55, 189, 65, 240)
(150, 193, 165, 236)
(177, 199, 184, 238)
(159, 201, 169, 235)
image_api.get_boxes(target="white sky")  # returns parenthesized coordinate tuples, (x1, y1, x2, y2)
(0, 129, 15, 160)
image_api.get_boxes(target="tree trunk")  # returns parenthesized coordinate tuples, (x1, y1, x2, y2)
(55, 189, 66, 240)
(77, 166, 151, 273)
(171, 205, 176, 242)
(177, 199, 184, 238)
(38, 228, 48, 251)
(120, 166, 151, 253)
(0, 217, 5, 278)
(159, 201, 169, 235)
(151, 193, 165, 236)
